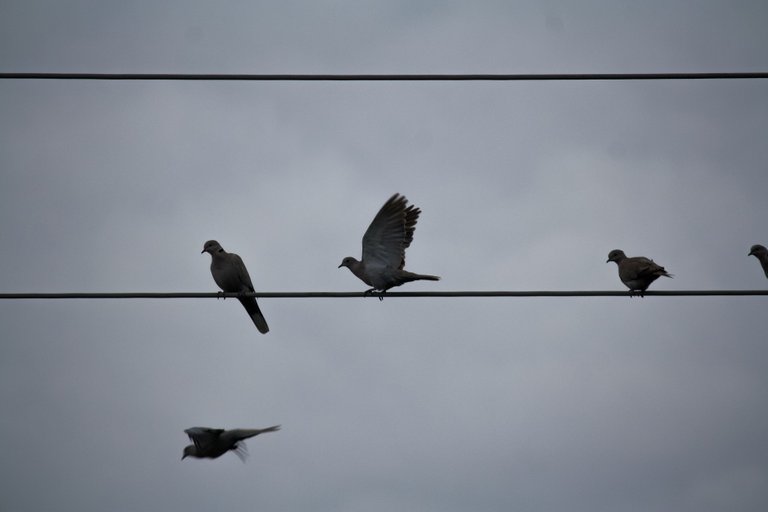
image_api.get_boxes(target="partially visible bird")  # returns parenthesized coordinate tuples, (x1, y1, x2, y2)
(202, 240, 269, 333)
(338, 193, 440, 298)
(606, 249, 673, 296)
(748, 244, 768, 278)
(182, 425, 281, 461)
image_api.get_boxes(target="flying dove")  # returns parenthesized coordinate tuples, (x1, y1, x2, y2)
(748, 244, 768, 278)
(182, 425, 280, 461)
(202, 240, 269, 333)
(606, 249, 673, 296)
(339, 193, 440, 298)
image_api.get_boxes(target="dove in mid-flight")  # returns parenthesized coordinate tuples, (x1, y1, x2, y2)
(748, 244, 768, 278)
(338, 193, 440, 297)
(182, 425, 280, 461)
(202, 240, 269, 333)
(606, 249, 673, 296)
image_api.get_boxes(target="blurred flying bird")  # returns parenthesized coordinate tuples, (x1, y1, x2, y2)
(182, 425, 280, 461)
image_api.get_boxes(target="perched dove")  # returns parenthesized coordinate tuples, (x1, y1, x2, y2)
(202, 240, 269, 333)
(606, 249, 673, 296)
(182, 425, 280, 461)
(339, 193, 440, 297)
(748, 244, 768, 278)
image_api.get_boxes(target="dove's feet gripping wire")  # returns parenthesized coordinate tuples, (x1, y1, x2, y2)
(364, 288, 386, 301)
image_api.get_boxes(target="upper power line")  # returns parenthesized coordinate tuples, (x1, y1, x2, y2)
(0, 290, 766, 299)
(1, 72, 768, 82)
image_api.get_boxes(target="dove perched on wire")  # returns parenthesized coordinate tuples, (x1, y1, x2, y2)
(748, 244, 768, 278)
(338, 193, 440, 298)
(202, 240, 269, 333)
(606, 249, 673, 296)
(182, 425, 280, 461)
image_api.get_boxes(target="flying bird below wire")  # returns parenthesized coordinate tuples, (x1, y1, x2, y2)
(338, 193, 440, 299)
(606, 249, 673, 297)
(748, 244, 768, 279)
(202, 240, 269, 333)
(182, 425, 281, 461)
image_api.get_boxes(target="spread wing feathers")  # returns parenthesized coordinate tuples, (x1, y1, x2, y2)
(362, 194, 421, 269)
(185, 427, 224, 450)
(402, 205, 420, 251)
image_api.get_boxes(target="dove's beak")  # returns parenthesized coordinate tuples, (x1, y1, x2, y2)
(337, 263, 343, 268)
(749, 250, 756, 256)
(201, 249, 205, 254)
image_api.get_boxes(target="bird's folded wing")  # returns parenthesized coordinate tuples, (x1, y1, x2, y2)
(621, 257, 656, 279)
(231, 254, 255, 291)
(638, 258, 665, 277)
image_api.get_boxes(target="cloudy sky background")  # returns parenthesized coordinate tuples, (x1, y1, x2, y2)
(1, 1, 768, 511)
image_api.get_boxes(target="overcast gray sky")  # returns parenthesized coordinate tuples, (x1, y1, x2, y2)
(1, 1, 768, 511)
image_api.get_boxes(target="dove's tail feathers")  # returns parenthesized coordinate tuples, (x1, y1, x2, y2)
(258, 425, 281, 435)
(229, 426, 281, 441)
(238, 297, 270, 334)
(251, 312, 270, 334)
(402, 272, 441, 283)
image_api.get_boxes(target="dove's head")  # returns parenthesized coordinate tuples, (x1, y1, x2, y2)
(748, 244, 767, 257)
(338, 256, 359, 269)
(202, 240, 223, 255)
(182, 445, 197, 460)
(606, 249, 627, 264)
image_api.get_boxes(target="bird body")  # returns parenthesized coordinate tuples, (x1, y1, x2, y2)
(607, 249, 672, 296)
(202, 240, 269, 333)
(748, 244, 768, 278)
(182, 425, 280, 461)
(339, 193, 439, 294)
(339, 257, 438, 291)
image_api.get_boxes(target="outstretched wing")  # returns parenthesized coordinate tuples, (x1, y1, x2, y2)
(362, 194, 421, 269)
